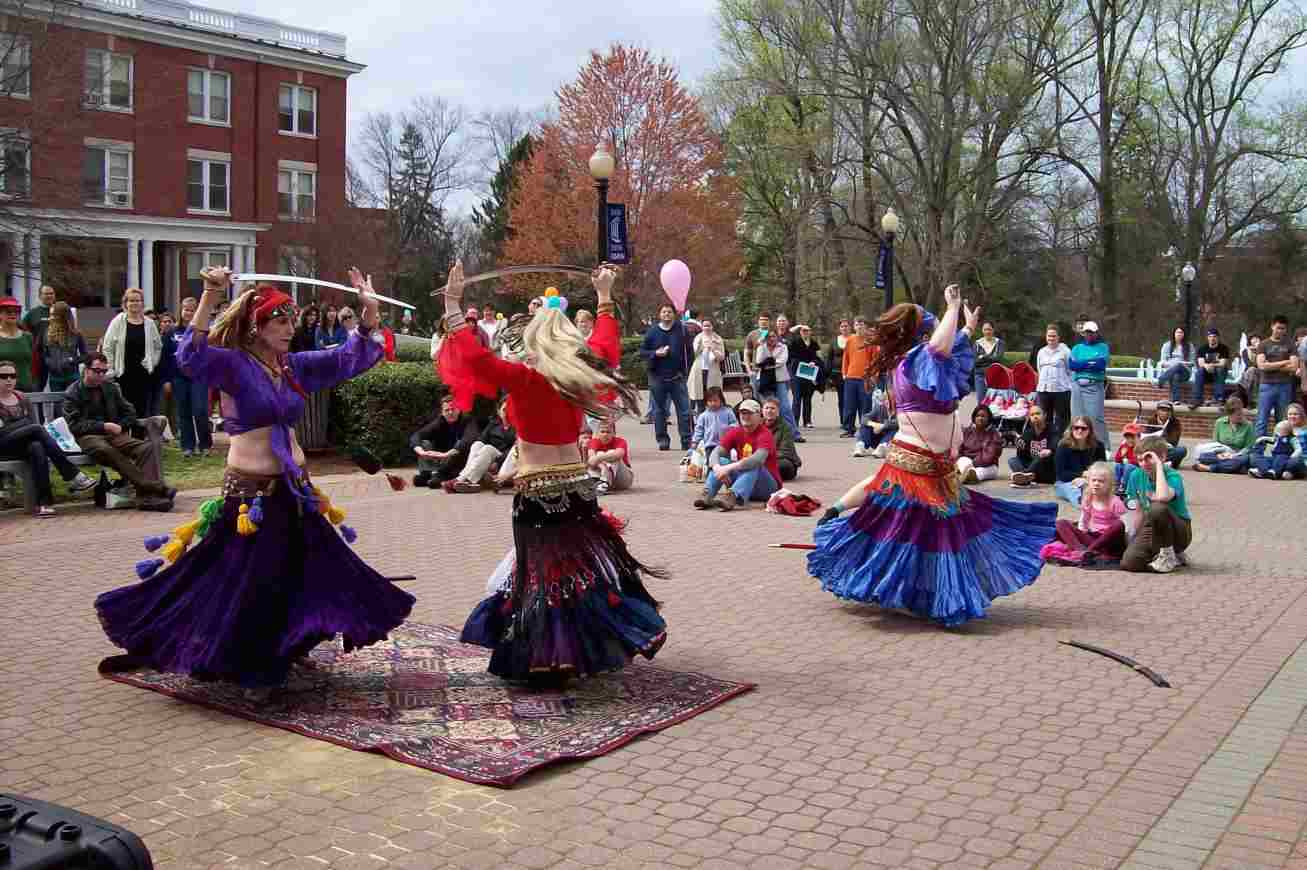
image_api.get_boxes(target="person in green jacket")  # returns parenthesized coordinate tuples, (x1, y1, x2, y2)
(1122, 436, 1192, 573)
(762, 396, 801, 481)
(1193, 396, 1257, 473)
(1069, 320, 1111, 450)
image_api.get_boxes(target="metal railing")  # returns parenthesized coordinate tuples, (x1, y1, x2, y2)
(85, 0, 349, 57)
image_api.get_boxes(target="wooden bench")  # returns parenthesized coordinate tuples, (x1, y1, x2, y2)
(723, 351, 749, 393)
(0, 391, 164, 512)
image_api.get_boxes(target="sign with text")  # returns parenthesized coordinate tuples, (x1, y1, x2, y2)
(606, 203, 630, 264)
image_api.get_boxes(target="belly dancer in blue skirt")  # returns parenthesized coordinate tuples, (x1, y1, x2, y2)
(808, 285, 1057, 626)
(95, 266, 415, 690)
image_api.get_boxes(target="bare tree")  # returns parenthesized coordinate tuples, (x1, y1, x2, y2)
(470, 106, 548, 189)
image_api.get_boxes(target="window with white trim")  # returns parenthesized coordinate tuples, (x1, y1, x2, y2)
(278, 84, 316, 136)
(84, 49, 133, 110)
(0, 35, 30, 98)
(278, 168, 315, 219)
(0, 132, 29, 197)
(187, 68, 230, 124)
(278, 245, 315, 302)
(187, 158, 230, 213)
(83, 143, 132, 207)
(185, 249, 230, 298)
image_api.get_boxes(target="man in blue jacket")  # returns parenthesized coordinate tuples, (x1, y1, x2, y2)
(640, 303, 693, 451)
(1069, 319, 1111, 450)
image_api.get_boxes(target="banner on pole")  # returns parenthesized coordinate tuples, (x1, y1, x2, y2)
(874, 238, 891, 291)
(606, 203, 630, 264)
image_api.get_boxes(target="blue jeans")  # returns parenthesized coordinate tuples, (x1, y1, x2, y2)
(1257, 381, 1294, 436)
(973, 369, 990, 404)
(1252, 453, 1306, 478)
(857, 420, 898, 450)
(841, 379, 868, 434)
(1071, 378, 1109, 451)
(650, 374, 691, 448)
(1193, 365, 1227, 405)
(704, 457, 779, 503)
(1156, 364, 1192, 403)
(172, 375, 212, 453)
(773, 379, 799, 432)
(1055, 480, 1084, 508)
(1166, 445, 1188, 468)
(1198, 450, 1249, 474)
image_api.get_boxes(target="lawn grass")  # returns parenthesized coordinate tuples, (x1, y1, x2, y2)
(37, 445, 230, 506)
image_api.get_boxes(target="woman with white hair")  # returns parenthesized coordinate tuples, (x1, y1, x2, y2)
(688, 317, 725, 414)
(440, 262, 666, 684)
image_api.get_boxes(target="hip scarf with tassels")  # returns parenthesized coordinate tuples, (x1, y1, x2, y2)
(871, 440, 966, 513)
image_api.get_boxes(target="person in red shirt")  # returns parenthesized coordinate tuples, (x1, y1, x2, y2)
(692, 399, 781, 511)
(1113, 422, 1141, 492)
(587, 417, 633, 494)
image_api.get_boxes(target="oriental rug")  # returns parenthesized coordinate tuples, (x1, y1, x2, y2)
(100, 622, 753, 786)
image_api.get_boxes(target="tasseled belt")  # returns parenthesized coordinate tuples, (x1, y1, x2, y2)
(513, 462, 596, 514)
(132, 466, 357, 580)
(884, 439, 963, 506)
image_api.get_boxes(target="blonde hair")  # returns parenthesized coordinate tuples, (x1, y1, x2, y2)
(1087, 461, 1115, 480)
(520, 307, 640, 418)
(122, 287, 144, 306)
(45, 301, 75, 346)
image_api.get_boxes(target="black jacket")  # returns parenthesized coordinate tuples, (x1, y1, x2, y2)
(63, 379, 138, 437)
(460, 416, 516, 453)
(409, 413, 469, 451)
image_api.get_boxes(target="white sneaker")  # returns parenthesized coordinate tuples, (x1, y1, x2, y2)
(851, 442, 869, 457)
(872, 444, 890, 459)
(1175, 550, 1189, 566)
(1150, 547, 1180, 573)
(68, 472, 96, 493)
(1283, 471, 1294, 480)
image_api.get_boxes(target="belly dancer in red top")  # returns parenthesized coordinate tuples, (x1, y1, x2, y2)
(439, 261, 666, 683)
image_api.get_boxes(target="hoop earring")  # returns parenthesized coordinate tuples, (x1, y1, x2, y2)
(248, 323, 259, 341)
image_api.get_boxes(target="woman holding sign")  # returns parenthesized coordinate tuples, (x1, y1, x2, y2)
(788, 325, 822, 428)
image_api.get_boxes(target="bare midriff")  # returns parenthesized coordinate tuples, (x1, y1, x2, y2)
(895, 409, 963, 459)
(513, 440, 585, 476)
(227, 426, 307, 476)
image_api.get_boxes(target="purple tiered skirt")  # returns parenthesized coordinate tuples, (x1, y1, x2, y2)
(808, 441, 1056, 626)
(96, 471, 415, 687)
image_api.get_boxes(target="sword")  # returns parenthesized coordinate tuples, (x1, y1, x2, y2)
(429, 264, 597, 296)
(1059, 640, 1172, 688)
(232, 274, 416, 310)
(769, 543, 817, 551)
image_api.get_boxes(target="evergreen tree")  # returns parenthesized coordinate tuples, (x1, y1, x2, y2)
(472, 133, 534, 267)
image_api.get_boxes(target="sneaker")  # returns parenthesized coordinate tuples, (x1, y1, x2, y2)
(872, 444, 890, 459)
(37, 505, 55, 517)
(1283, 471, 1295, 480)
(453, 480, 482, 493)
(961, 466, 979, 484)
(1175, 550, 1189, 566)
(693, 493, 713, 509)
(851, 442, 869, 458)
(1149, 546, 1180, 573)
(1010, 471, 1034, 486)
(658, 441, 671, 451)
(795, 435, 807, 443)
(1249, 468, 1264, 478)
(839, 431, 854, 438)
(596, 481, 610, 495)
(413, 471, 432, 488)
(68, 472, 96, 493)
(181, 450, 194, 459)
(713, 489, 738, 511)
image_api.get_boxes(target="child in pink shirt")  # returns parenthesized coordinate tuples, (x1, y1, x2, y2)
(1054, 462, 1128, 559)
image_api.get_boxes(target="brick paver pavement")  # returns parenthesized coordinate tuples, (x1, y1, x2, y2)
(4, 396, 1307, 869)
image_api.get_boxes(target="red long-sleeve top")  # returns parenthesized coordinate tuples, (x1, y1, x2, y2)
(438, 312, 621, 445)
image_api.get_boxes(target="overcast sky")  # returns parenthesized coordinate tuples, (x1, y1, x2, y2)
(219, 0, 724, 211)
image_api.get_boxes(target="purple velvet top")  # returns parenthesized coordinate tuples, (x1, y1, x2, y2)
(177, 327, 383, 494)
(892, 329, 976, 415)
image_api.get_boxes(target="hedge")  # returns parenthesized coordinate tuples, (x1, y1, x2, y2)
(394, 333, 432, 363)
(330, 361, 444, 467)
(999, 351, 1145, 368)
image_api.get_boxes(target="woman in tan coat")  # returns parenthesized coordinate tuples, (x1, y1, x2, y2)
(688, 318, 726, 413)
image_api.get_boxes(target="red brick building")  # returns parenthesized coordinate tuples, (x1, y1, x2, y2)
(0, 0, 362, 332)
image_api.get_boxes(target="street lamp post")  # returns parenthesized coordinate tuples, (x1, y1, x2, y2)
(1181, 261, 1196, 341)
(881, 207, 900, 312)
(588, 144, 615, 265)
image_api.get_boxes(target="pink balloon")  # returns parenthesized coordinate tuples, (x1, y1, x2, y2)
(660, 259, 692, 312)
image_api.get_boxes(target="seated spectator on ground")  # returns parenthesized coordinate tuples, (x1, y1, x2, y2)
(692, 399, 780, 511)
(1145, 401, 1188, 468)
(1009, 405, 1059, 486)
(761, 396, 801, 481)
(733, 384, 756, 419)
(445, 398, 516, 493)
(1249, 418, 1302, 480)
(1054, 415, 1107, 508)
(691, 386, 737, 457)
(852, 404, 898, 459)
(1047, 462, 1127, 564)
(410, 394, 470, 488)
(1194, 397, 1257, 473)
(0, 360, 95, 515)
(586, 417, 633, 494)
(64, 352, 175, 507)
(1122, 436, 1192, 573)
(1113, 422, 1141, 492)
(956, 404, 1003, 484)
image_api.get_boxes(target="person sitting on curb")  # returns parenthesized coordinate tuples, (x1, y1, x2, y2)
(1249, 418, 1303, 480)
(444, 398, 516, 493)
(410, 394, 470, 488)
(692, 399, 780, 511)
(1145, 401, 1188, 468)
(64, 352, 175, 508)
(691, 386, 737, 459)
(1122, 436, 1192, 573)
(761, 396, 801, 481)
(1009, 404, 1059, 486)
(956, 404, 1003, 483)
(1054, 415, 1107, 508)
(1193, 397, 1257, 473)
(586, 417, 633, 494)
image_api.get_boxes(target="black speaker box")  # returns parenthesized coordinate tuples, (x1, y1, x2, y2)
(0, 793, 152, 869)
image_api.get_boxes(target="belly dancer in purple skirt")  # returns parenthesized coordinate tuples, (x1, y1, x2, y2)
(96, 266, 415, 690)
(807, 285, 1057, 626)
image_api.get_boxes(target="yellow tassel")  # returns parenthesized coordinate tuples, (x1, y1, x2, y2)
(161, 538, 186, 563)
(236, 502, 258, 536)
(313, 486, 331, 516)
(327, 504, 346, 525)
(172, 519, 198, 547)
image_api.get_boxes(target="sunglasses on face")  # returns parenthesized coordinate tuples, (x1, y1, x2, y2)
(341, 314, 355, 321)
(89, 367, 109, 374)
(1072, 425, 1089, 431)
(0, 372, 16, 379)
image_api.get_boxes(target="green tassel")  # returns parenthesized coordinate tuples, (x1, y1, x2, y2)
(193, 497, 224, 541)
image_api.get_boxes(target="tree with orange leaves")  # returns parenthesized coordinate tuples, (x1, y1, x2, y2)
(503, 44, 742, 322)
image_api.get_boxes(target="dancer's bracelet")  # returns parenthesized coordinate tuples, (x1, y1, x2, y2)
(596, 302, 616, 317)
(832, 499, 845, 513)
(444, 312, 467, 332)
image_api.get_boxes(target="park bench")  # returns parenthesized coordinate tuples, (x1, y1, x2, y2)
(723, 351, 749, 393)
(0, 391, 164, 513)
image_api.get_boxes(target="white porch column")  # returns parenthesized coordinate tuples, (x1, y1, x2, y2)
(26, 232, 41, 307)
(245, 244, 257, 275)
(9, 231, 21, 297)
(140, 239, 155, 308)
(126, 238, 139, 292)
(163, 244, 176, 311)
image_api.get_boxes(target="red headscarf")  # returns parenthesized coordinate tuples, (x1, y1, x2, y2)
(251, 287, 295, 326)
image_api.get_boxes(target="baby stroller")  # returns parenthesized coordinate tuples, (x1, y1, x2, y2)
(981, 361, 1039, 446)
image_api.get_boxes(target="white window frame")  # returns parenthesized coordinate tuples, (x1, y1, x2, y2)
(278, 84, 317, 137)
(277, 161, 316, 220)
(84, 48, 133, 112)
(186, 149, 231, 215)
(84, 138, 133, 208)
(0, 34, 30, 99)
(187, 67, 231, 126)
(0, 129, 29, 198)
(185, 249, 231, 298)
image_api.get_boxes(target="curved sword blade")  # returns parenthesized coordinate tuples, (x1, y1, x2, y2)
(232, 274, 416, 310)
(429, 264, 595, 297)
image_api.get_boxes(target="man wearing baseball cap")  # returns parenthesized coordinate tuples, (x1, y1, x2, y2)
(692, 398, 781, 511)
(1194, 327, 1230, 406)
(1069, 318, 1111, 450)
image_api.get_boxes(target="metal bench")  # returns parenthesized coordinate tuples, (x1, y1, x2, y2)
(0, 391, 164, 512)
(722, 351, 749, 392)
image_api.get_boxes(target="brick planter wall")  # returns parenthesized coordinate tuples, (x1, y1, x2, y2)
(1107, 378, 1226, 405)
(1105, 405, 1216, 439)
